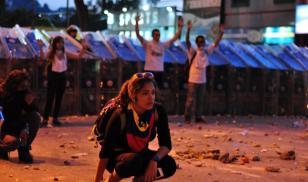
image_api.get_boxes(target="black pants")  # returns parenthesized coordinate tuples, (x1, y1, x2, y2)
(145, 71, 165, 103)
(144, 71, 164, 89)
(107, 150, 176, 180)
(44, 71, 66, 120)
(0, 112, 41, 152)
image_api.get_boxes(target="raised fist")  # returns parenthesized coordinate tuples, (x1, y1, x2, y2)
(178, 16, 183, 27)
(187, 20, 192, 30)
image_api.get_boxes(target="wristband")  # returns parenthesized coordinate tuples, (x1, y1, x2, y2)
(152, 155, 160, 162)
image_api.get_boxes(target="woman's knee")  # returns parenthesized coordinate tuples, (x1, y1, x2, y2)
(159, 156, 177, 178)
(115, 153, 146, 178)
(108, 170, 122, 182)
(3, 135, 17, 143)
(0, 135, 18, 152)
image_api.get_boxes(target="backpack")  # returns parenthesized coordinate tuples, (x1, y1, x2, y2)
(184, 51, 197, 83)
(90, 98, 126, 147)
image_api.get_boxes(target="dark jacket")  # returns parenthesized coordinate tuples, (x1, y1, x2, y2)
(99, 104, 172, 159)
(0, 90, 37, 136)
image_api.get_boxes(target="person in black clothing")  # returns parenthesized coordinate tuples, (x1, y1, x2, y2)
(0, 70, 41, 163)
(95, 72, 176, 182)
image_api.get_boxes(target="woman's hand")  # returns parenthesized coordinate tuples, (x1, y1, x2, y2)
(95, 158, 109, 182)
(178, 16, 183, 28)
(37, 39, 44, 48)
(220, 24, 225, 33)
(187, 20, 192, 30)
(135, 15, 140, 23)
(143, 160, 157, 182)
(81, 39, 89, 50)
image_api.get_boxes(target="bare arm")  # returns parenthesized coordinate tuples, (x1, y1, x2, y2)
(155, 146, 170, 159)
(213, 24, 224, 48)
(143, 146, 170, 182)
(169, 16, 184, 44)
(95, 158, 109, 182)
(185, 20, 192, 50)
(37, 40, 45, 64)
(66, 47, 86, 60)
(143, 106, 172, 181)
(135, 15, 145, 45)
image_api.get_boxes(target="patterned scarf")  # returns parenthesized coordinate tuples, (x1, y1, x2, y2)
(126, 103, 155, 152)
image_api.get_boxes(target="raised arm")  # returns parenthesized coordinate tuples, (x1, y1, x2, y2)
(185, 20, 192, 50)
(37, 39, 45, 65)
(213, 24, 224, 48)
(66, 46, 86, 60)
(135, 15, 145, 45)
(169, 16, 184, 44)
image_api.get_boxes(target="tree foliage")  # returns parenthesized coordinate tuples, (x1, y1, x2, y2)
(74, 0, 89, 30)
(0, 0, 107, 30)
(99, 0, 140, 11)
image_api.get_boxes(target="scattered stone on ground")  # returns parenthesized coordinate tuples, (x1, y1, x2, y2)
(240, 156, 249, 164)
(64, 160, 71, 166)
(265, 166, 280, 173)
(1, 115, 307, 181)
(219, 153, 230, 163)
(277, 150, 296, 160)
(252, 156, 261, 161)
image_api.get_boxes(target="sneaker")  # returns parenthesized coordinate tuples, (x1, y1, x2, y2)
(184, 116, 191, 124)
(0, 150, 9, 160)
(184, 120, 192, 124)
(40, 119, 48, 128)
(195, 117, 206, 123)
(52, 118, 62, 126)
(18, 147, 33, 163)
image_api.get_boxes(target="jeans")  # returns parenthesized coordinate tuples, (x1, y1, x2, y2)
(184, 82, 205, 121)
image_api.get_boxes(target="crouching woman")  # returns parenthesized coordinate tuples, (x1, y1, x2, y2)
(0, 70, 41, 163)
(95, 72, 176, 182)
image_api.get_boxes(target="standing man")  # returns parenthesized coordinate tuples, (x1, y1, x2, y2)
(184, 21, 224, 124)
(135, 15, 183, 89)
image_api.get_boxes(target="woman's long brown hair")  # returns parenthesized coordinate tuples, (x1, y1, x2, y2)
(114, 76, 157, 108)
(48, 36, 65, 60)
(0, 69, 30, 97)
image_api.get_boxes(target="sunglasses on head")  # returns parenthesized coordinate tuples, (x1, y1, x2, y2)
(133, 72, 155, 80)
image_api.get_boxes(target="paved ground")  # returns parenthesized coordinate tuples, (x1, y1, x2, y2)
(0, 115, 308, 182)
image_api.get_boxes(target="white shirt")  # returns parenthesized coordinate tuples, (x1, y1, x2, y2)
(143, 40, 172, 72)
(188, 45, 214, 84)
(50, 50, 68, 73)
